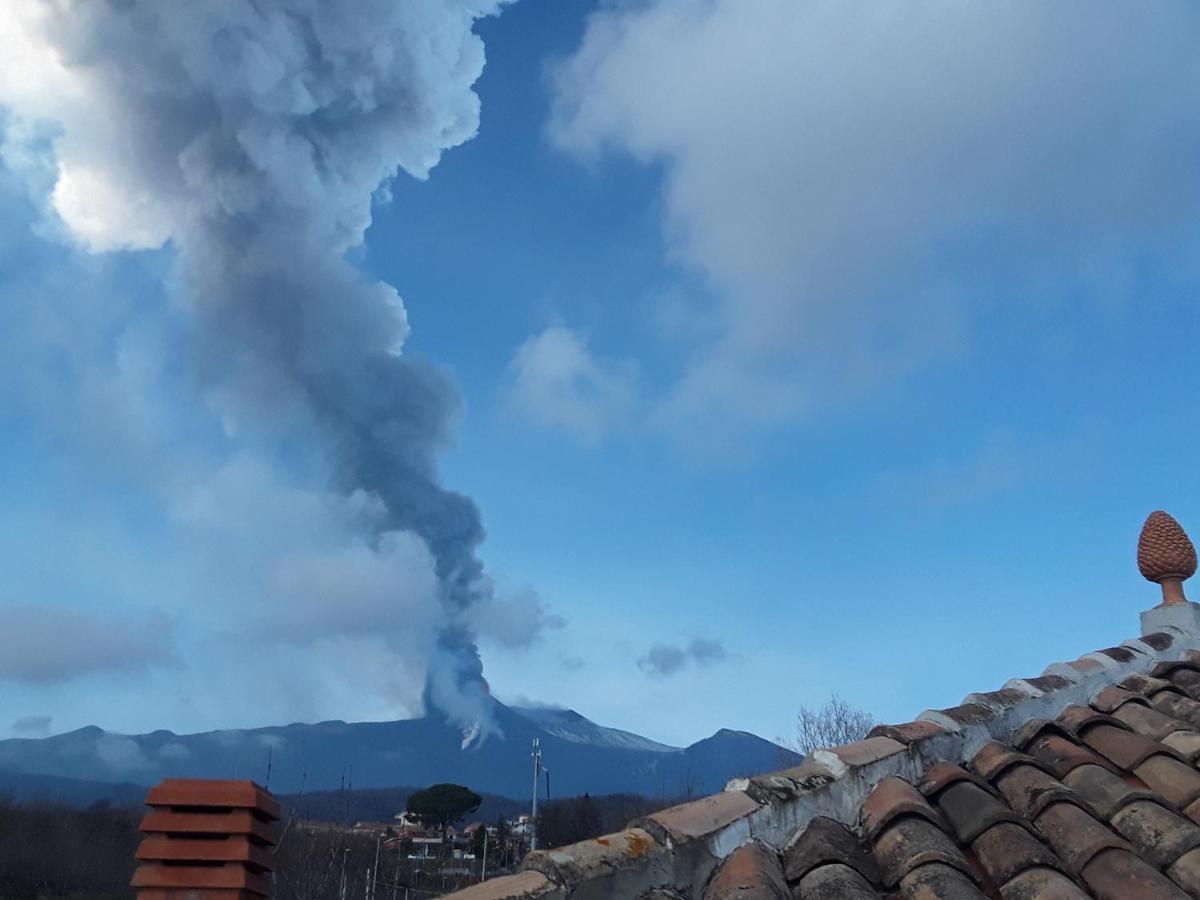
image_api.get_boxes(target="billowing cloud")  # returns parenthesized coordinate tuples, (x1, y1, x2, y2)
(470, 586, 566, 651)
(506, 325, 637, 443)
(638, 637, 731, 678)
(0, 0, 546, 738)
(0, 604, 171, 684)
(550, 2, 1200, 440)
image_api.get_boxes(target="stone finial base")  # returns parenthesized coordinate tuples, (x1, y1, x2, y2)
(1141, 600, 1200, 637)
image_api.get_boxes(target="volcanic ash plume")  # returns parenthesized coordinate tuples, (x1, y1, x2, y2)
(0, 0, 514, 736)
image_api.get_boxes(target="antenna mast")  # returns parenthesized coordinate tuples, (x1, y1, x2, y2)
(530, 738, 543, 851)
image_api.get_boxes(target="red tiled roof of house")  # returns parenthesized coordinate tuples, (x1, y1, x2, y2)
(445, 510, 1200, 899)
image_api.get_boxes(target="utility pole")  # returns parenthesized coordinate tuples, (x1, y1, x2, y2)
(481, 827, 488, 883)
(530, 738, 543, 851)
(370, 834, 381, 900)
(339, 847, 350, 900)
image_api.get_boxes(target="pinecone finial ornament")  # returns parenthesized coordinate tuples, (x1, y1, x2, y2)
(1138, 510, 1197, 605)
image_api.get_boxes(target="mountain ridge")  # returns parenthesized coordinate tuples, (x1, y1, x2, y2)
(0, 699, 796, 800)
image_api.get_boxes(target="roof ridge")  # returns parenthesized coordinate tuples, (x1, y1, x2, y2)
(443, 510, 1200, 898)
(445, 628, 1200, 899)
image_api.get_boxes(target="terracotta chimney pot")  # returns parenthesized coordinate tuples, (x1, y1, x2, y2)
(132, 778, 279, 900)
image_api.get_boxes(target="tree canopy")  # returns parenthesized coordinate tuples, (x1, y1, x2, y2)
(405, 783, 482, 832)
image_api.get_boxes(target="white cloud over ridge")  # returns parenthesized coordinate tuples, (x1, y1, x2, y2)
(550, 2, 1200, 437)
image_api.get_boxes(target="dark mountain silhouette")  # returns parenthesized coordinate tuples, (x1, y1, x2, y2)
(0, 700, 795, 800)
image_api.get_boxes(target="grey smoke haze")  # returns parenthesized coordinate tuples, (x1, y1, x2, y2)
(638, 637, 730, 678)
(0, 604, 170, 684)
(0, 0, 521, 734)
(11, 715, 52, 736)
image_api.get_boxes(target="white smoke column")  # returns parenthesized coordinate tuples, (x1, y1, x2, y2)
(0, 0, 510, 734)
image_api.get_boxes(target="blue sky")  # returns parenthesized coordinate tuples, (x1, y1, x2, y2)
(2, 1, 1200, 753)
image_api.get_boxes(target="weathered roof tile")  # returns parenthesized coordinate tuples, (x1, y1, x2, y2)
(1079, 847, 1190, 899)
(995, 866, 1090, 900)
(1031, 801, 1130, 874)
(1024, 732, 1119, 778)
(994, 764, 1083, 821)
(896, 862, 986, 899)
(1133, 754, 1200, 808)
(702, 842, 788, 900)
(935, 779, 1023, 843)
(1078, 724, 1174, 770)
(871, 814, 971, 887)
(969, 821, 1063, 887)
(792, 862, 881, 900)
(1109, 799, 1200, 868)
(782, 816, 878, 885)
(1062, 763, 1156, 819)
(861, 777, 941, 841)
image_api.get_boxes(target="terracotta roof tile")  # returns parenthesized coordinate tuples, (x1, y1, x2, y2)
(1150, 658, 1200, 679)
(1149, 691, 1200, 728)
(1133, 754, 1200, 807)
(1123, 671, 1181, 696)
(972, 742, 1047, 782)
(1031, 801, 1130, 874)
(1141, 631, 1178, 651)
(1079, 847, 1190, 899)
(1078, 723, 1175, 770)
(791, 863, 881, 900)
(861, 777, 941, 841)
(994, 764, 1084, 821)
(1056, 704, 1129, 734)
(871, 813, 971, 887)
(934, 780, 1023, 843)
(1061, 763, 1157, 819)
(1024, 732, 1120, 778)
(1166, 846, 1200, 895)
(820, 736, 905, 768)
(1109, 799, 1200, 868)
(1111, 700, 1189, 740)
(895, 862, 987, 899)
(1011, 719, 1077, 751)
(867, 720, 947, 745)
(782, 816, 878, 885)
(1165, 667, 1200, 699)
(702, 842, 788, 900)
(969, 821, 1064, 887)
(1013, 674, 1075, 694)
(1092, 684, 1147, 713)
(1161, 729, 1200, 761)
(917, 761, 986, 798)
(1096, 645, 1143, 665)
(932, 703, 997, 729)
(995, 866, 1090, 900)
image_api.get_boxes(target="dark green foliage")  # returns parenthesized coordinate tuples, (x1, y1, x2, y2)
(405, 783, 482, 832)
(0, 796, 140, 899)
(281, 784, 524, 825)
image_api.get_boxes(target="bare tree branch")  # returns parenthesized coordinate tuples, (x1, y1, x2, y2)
(783, 695, 875, 755)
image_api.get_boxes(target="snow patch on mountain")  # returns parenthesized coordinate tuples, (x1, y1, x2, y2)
(510, 706, 679, 754)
